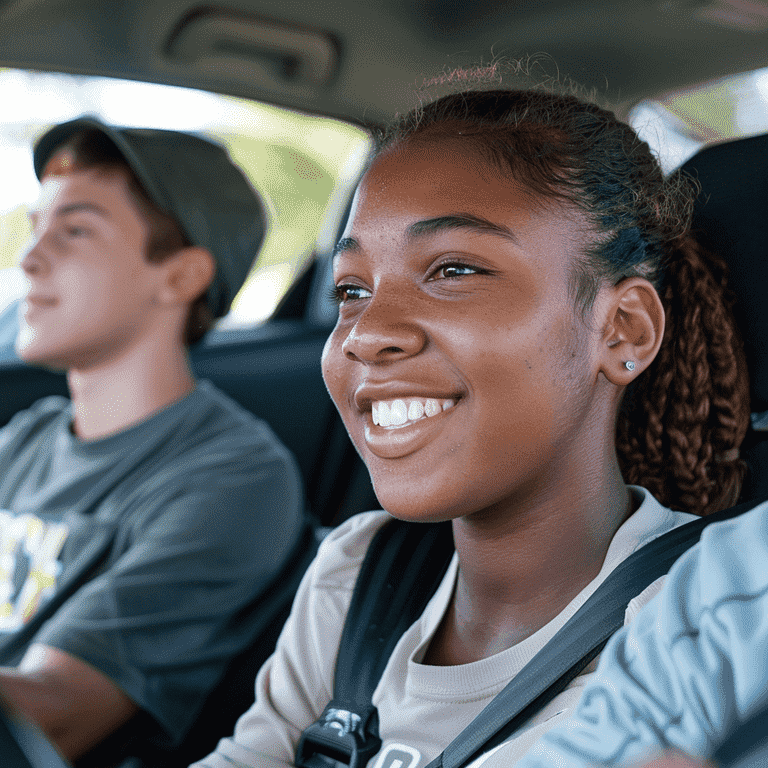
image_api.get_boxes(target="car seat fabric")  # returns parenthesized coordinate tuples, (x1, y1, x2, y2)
(679, 132, 768, 503)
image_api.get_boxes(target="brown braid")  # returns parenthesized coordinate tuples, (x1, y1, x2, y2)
(617, 235, 749, 514)
(377, 81, 750, 516)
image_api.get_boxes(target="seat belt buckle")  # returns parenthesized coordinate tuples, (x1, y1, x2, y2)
(295, 704, 382, 768)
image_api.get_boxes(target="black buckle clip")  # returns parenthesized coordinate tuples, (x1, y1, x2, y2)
(295, 704, 382, 768)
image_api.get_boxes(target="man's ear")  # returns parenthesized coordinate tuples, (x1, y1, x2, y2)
(598, 277, 665, 385)
(156, 247, 216, 306)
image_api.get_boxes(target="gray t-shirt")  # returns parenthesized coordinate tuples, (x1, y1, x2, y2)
(0, 380, 305, 752)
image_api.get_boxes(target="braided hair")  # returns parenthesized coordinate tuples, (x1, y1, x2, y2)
(377, 88, 749, 515)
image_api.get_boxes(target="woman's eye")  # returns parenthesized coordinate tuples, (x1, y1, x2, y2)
(431, 263, 481, 279)
(329, 284, 372, 305)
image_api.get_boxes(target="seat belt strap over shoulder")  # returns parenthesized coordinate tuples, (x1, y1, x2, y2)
(295, 519, 455, 768)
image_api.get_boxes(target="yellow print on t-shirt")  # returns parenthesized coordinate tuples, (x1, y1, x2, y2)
(0, 510, 68, 631)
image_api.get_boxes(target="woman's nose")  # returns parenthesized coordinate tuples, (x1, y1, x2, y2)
(342, 289, 427, 363)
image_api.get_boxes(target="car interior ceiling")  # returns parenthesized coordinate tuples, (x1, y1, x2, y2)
(0, 0, 767, 125)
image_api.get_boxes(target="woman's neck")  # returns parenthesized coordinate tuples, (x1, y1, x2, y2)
(424, 461, 634, 666)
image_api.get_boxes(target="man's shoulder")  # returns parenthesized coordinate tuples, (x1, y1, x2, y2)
(119, 382, 304, 523)
(192, 380, 281, 440)
(0, 395, 70, 448)
(176, 380, 294, 462)
(5, 394, 71, 423)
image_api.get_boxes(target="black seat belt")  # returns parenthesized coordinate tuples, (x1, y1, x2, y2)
(296, 494, 766, 768)
(295, 519, 455, 768)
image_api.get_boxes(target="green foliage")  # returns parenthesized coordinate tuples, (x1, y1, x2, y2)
(0, 206, 30, 270)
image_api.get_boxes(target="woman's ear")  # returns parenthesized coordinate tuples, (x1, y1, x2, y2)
(157, 247, 216, 306)
(598, 277, 665, 386)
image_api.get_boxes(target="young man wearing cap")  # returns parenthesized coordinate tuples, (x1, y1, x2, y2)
(0, 119, 305, 763)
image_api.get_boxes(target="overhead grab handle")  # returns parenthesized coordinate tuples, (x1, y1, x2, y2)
(165, 8, 339, 89)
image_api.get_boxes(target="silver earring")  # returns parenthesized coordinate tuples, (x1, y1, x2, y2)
(624, 360, 636, 372)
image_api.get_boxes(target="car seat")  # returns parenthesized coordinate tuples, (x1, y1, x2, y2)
(678, 131, 768, 504)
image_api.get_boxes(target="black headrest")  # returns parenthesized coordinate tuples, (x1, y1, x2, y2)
(680, 133, 768, 415)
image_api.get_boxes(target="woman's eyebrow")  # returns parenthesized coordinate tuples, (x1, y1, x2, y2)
(407, 214, 519, 243)
(332, 236, 359, 258)
(332, 214, 519, 260)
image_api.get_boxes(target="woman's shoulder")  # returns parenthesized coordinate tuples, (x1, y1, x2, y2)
(614, 486, 697, 558)
(618, 486, 698, 623)
(310, 510, 392, 593)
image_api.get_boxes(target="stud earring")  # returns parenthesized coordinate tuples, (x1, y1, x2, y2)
(624, 360, 636, 372)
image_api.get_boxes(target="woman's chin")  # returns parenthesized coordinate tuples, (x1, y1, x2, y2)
(372, 485, 465, 524)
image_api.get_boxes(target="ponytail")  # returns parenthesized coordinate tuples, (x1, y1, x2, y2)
(616, 236, 750, 515)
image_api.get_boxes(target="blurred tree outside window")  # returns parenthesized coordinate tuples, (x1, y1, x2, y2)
(629, 66, 768, 173)
(0, 69, 371, 325)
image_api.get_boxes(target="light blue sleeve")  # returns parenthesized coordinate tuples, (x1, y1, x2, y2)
(514, 500, 768, 768)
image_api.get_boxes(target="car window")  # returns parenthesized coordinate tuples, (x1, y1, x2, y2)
(0, 68, 372, 326)
(629, 65, 768, 173)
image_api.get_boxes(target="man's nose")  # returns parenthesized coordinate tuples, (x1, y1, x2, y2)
(18, 237, 48, 277)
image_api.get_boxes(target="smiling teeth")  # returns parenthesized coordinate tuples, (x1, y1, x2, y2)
(372, 398, 455, 427)
(408, 401, 424, 421)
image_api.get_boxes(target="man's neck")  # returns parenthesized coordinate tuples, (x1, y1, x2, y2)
(67, 344, 196, 441)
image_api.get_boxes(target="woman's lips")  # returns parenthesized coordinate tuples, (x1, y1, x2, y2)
(363, 398, 459, 459)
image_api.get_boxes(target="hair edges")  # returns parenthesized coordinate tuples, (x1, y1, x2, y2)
(414, 55, 603, 112)
(617, 235, 749, 515)
(376, 55, 608, 151)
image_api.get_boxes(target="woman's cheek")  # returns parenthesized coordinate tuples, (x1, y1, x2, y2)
(321, 331, 347, 403)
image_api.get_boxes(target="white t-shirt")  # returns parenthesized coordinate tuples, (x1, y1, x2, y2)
(192, 487, 696, 768)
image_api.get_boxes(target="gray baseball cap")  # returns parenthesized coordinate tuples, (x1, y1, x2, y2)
(33, 116, 266, 319)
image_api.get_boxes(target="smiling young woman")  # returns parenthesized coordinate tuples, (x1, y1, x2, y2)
(192, 88, 750, 768)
